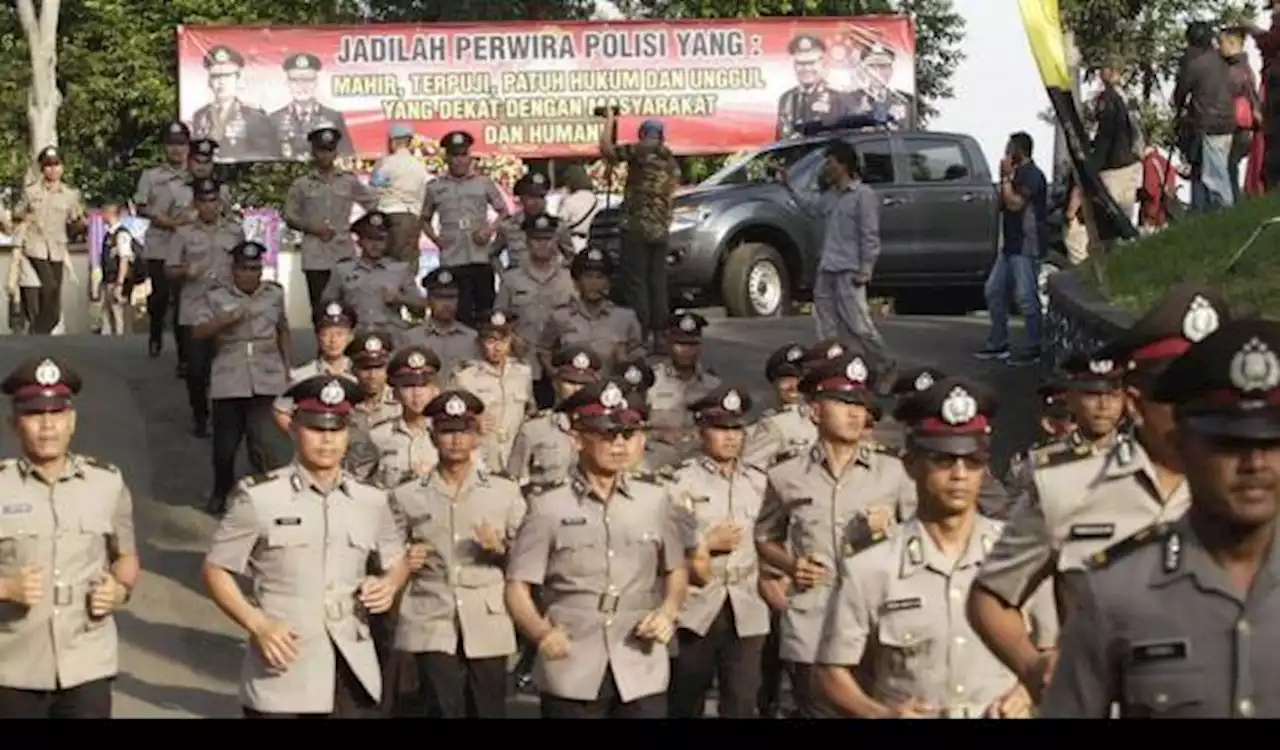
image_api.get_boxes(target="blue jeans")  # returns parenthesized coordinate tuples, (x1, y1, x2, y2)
(983, 252, 1040, 352)
(1192, 134, 1235, 213)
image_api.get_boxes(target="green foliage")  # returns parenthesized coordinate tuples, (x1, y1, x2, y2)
(617, 0, 965, 123)
(1081, 192, 1280, 317)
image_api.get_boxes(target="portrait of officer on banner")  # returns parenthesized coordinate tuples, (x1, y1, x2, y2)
(776, 34, 864, 140)
(270, 53, 355, 161)
(191, 44, 279, 162)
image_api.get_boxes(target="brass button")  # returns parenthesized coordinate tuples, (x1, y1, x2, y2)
(1239, 698, 1255, 717)
(1237, 620, 1252, 636)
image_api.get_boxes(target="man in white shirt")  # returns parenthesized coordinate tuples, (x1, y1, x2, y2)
(370, 123, 428, 269)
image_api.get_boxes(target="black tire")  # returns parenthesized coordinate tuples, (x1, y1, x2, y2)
(720, 242, 791, 318)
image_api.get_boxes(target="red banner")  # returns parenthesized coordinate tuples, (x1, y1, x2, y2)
(177, 18, 915, 163)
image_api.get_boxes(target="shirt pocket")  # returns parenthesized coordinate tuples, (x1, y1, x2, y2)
(875, 609, 937, 680)
(552, 526, 602, 578)
(1123, 668, 1205, 717)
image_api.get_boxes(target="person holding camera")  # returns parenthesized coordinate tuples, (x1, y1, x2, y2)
(598, 107, 680, 354)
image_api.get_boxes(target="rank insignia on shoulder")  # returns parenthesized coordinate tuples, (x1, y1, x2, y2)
(1086, 522, 1171, 570)
(523, 480, 561, 498)
(1034, 440, 1093, 469)
(244, 470, 280, 489)
(630, 470, 660, 484)
(81, 456, 120, 473)
(657, 464, 678, 480)
(771, 448, 800, 466)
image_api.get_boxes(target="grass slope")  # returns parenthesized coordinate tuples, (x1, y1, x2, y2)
(1081, 191, 1280, 317)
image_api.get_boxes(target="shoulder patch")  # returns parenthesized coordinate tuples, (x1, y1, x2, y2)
(81, 456, 121, 474)
(630, 470, 660, 484)
(239, 469, 282, 489)
(523, 479, 565, 498)
(657, 464, 679, 481)
(1033, 439, 1094, 469)
(1086, 523, 1172, 570)
(848, 528, 894, 558)
(770, 448, 801, 467)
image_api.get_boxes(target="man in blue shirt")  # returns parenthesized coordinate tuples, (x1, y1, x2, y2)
(976, 132, 1047, 366)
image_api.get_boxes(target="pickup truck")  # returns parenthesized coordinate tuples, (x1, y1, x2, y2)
(588, 124, 1001, 317)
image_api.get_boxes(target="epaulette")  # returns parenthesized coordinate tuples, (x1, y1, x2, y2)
(81, 456, 120, 474)
(239, 469, 282, 489)
(371, 416, 396, 429)
(523, 479, 565, 499)
(487, 469, 516, 482)
(657, 463, 679, 481)
(1086, 522, 1172, 570)
(760, 408, 777, 419)
(1033, 438, 1094, 469)
(771, 448, 801, 467)
(846, 528, 892, 558)
(867, 441, 898, 457)
(630, 469, 666, 485)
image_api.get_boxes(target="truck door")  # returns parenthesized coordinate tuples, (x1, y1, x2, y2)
(854, 134, 917, 278)
(900, 134, 998, 277)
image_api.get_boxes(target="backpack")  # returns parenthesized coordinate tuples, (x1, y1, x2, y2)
(102, 227, 147, 285)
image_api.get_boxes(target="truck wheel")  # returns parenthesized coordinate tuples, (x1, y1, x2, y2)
(721, 242, 790, 318)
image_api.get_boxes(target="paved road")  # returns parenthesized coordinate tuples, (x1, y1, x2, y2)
(0, 311, 1033, 718)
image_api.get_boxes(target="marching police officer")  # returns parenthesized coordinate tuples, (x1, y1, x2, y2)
(192, 45, 277, 161)
(667, 385, 772, 719)
(496, 173, 574, 269)
(742, 342, 819, 470)
(273, 302, 359, 433)
(968, 283, 1230, 702)
(446, 310, 535, 473)
(134, 121, 191, 359)
(537, 248, 644, 376)
(269, 53, 354, 161)
(816, 378, 1038, 719)
(202, 375, 408, 718)
(505, 346, 602, 486)
(342, 330, 402, 481)
(647, 311, 723, 465)
(495, 213, 577, 409)
(420, 130, 509, 326)
(187, 139, 238, 220)
(505, 378, 690, 718)
(0, 357, 139, 719)
(611, 357, 682, 473)
(369, 346, 442, 490)
(321, 211, 426, 346)
(284, 125, 377, 314)
(753, 352, 916, 717)
(1044, 317, 1280, 718)
(390, 389, 525, 718)
(193, 241, 292, 514)
(406, 268, 478, 376)
(170, 177, 245, 437)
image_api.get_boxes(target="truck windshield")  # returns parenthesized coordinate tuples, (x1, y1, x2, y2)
(700, 142, 824, 187)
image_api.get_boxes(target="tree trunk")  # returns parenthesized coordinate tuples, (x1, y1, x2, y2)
(17, 0, 63, 184)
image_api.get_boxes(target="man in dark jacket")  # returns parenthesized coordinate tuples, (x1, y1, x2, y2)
(1219, 26, 1262, 202)
(1089, 60, 1143, 224)
(1172, 22, 1239, 212)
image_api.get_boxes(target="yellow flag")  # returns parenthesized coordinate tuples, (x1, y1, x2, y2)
(1018, 0, 1071, 91)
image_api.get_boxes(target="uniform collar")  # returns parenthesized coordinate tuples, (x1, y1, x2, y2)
(695, 455, 746, 479)
(569, 467, 633, 504)
(658, 360, 708, 382)
(898, 515, 998, 579)
(317, 356, 351, 376)
(18, 454, 86, 484)
(1151, 516, 1280, 603)
(426, 320, 467, 335)
(571, 296, 612, 318)
(426, 461, 488, 493)
(289, 463, 352, 497)
(806, 441, 874, 474)
(393, 417, 430, 437)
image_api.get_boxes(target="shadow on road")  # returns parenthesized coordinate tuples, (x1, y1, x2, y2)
(114, 672, 239, 718)
(116, 610, 245, 686)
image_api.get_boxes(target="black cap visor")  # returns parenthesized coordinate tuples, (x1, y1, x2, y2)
(293, 411, 348, 431)
(13, 396, 73, 415)
(1178, 407, 1280, 442)
(908, 433, 991, 459)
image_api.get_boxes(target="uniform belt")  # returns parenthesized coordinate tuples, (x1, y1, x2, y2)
(554, 590, 660, 615)
(940, 705, 984, 719)
(224, 339, 278, 357)
(719, 566, 755, 585)
(53, 581, 85, 608)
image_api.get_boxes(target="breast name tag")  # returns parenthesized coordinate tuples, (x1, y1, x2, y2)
(457, 217, 472, 231)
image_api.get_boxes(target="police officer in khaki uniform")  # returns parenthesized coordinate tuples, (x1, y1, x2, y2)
(322, 212, 426, 347)
(446, 310, 535, 473)
(667, 385, 772, 719)
(186, 139, 239, 220)
(495, 213, 578, 410)
(171, 177, 246, 437)
(203, 375, 409, 718)
(753, 352, 917, 717)
(284, 125, 377, 314)
(0, 358, 139, 719)
(1044, 317, 1280, 719)
(816, 378, 1038, 719)
(505, 378, 690, 718)
(538, 248, 644, 377)
(496, 173, 574, 270)
(404, 269, 478, 376)
(612, 358, 680, 472)
(506, 346, 602, 486)
(648, 312, 723, 464)
(369, 346, 443, 490)
(273, 302, 358, 433)
(369, 124, 429, 265)
(342, 331, 402, 481)
(420, 131, 509, 327)
(16, 146, 86, 336)
(134, 122, 191, 358)
(967, 283, 1230, 702)
(390, 389, 525, 718)
(269, 53, 354, 161)
(742, 343, 818, 471)
(193, 241, 292, 514)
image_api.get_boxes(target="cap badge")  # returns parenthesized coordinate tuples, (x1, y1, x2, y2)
(600, 382, 625, 408)
(214, 48, 230, 62)
(1182, 295, 1221, 343)
(535, 216, 549, 229)
(786, 346, 804, 362)
(798, 38, 814, 51)
(826, 343, 844, 360)
(170, 123, 184, 133)
(941, 387, 978, 426)
(532, 173, 546, 184)
(370, 213, 384, 227)
(845, 357, 868, 384)
(722, 390, 742, 412)
(365, 337, 384, 353)
(444, 395, 467, 416)
(1228, 337, 1280, 393)
(491, 311, 507, 327)
(588, 249, 603, 262)
(572, 352, 591, 371)
(297, 56, 310, 69)
(319, 380, 346, 406)
(624, 366, 643, 385)
(407, 352, 427, 370)
(438, 270, 453, 285)
(34, 359, 61, 387)
(450, 133, 465, 146)
(1088, 359, 1114, 375)
(678, 315, 697, 333)
(913, 372, 934, 391)
(325, 302, 343, 317)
